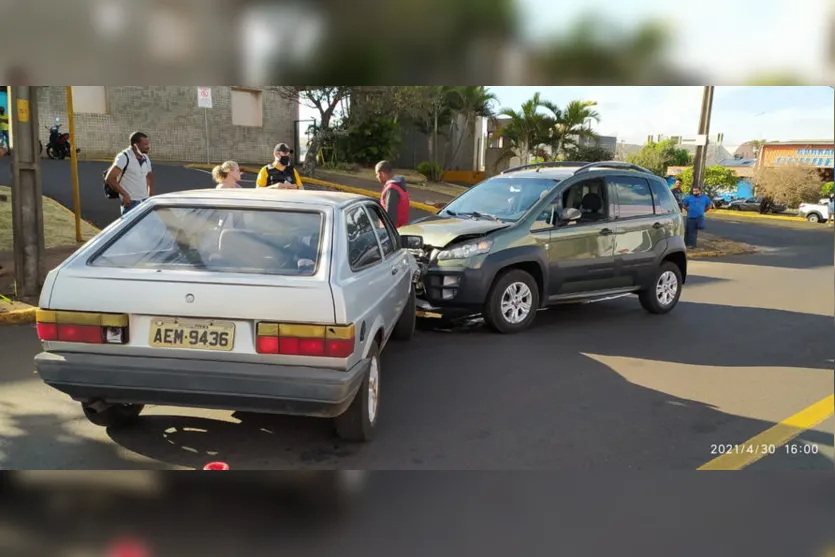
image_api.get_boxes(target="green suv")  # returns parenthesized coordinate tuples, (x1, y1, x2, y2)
(400, 161, 687, 334)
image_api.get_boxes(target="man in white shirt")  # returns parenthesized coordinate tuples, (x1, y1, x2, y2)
(105, 131, 155, 216)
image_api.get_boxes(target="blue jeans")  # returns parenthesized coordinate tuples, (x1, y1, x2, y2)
(120, 199, 143, 216)
(685, 217, 705, 248)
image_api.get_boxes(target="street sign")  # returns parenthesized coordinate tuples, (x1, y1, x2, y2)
(197, 87, 212, 109)
(680, 135, 707, 146)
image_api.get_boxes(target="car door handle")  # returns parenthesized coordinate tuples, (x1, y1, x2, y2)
(653, 222, 663, 229)
(391, 267, 399, 275)
(600, 228, 613, 236)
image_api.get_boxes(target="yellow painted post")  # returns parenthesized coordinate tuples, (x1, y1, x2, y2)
(65, 86, 82, 243)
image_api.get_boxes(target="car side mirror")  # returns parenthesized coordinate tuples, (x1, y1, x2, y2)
(401, 235, 423, 249)
(559, 207, 582, 222)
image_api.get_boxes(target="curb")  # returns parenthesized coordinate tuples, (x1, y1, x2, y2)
(0, 307, 37, 325)
(689, 248, 759, 259)
(711, 210, 807, 223)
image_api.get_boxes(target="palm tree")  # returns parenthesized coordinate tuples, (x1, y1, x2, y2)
(445, 86, 498, 168)
(496, 92, 553, 165)
(544, 99, 601, 160)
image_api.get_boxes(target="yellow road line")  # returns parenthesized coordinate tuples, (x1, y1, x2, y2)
(697, 394, 834, 470)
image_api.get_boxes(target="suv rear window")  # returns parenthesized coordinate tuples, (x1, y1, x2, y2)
(89, 206, 323, 276)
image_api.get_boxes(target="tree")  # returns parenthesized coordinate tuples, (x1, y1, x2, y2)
(444, 86, 497, 168)
(678, 165, 739, 196)
(496, 92, 553, 165)
(626, 138, 692, 176)
(404, 86, 456, 168)
(822, 181, 834, 197)
(562, 143, 614, 162)
(753, 164, 823, 209)
(746, 139, 766, 157)
(544, 99, 601, 159)
(269, 87, 354, 175)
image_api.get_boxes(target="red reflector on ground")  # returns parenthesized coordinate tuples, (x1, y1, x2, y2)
(36, 323, 58, 341)
(56, 324, 103, 344)
(256, 336, 279, 354)
(326, 339, 354, 358)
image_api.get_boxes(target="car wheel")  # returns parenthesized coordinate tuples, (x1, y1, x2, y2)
(334, 342, 380, 442)
(807, 213, 821, 223)
(483, 269, 540, 334)
(639, 262, 683, 315)
(81, 402, 144, 429)
(390, 286, 416, 341)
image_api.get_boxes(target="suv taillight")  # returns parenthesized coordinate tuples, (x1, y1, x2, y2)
(255, 323, 355, 358)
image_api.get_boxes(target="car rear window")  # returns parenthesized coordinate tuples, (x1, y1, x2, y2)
(89, 206, 324, 276)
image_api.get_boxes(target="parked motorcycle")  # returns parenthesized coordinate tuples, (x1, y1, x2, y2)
(44, 121, 80, 159)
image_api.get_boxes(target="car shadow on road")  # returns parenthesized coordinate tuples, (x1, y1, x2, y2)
(0, 401, 165, 470)
(96, 299, 833, 470)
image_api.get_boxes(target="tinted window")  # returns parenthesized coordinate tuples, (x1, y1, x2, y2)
(90, 206, 323, 276)
(346, 205, 382, 270)
(441, 177, 558, 222)
(649, 179, 680, 214)
(365, 203, 398, 257)
(612, 176, 655, 218)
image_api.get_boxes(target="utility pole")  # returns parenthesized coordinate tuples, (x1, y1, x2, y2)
(691, 86, 715, 192)
(9, 86, 44, 300)
(66, 86, 83, 243)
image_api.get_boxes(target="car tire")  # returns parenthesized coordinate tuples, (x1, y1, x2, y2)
(390, 286, 416, 341)
(334, 342, 380, 442)
(81, 402, 144, 429)
(639, 262, 683, 315)
(807, 213, 821, 223)
(483, 268, 540, 334)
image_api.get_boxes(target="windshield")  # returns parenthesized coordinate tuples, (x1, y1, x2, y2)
(89, 206, 324, 276)
(442, 177, 559, 222)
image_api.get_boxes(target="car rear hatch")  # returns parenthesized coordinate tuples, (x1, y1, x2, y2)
(37, 203, 358, 368)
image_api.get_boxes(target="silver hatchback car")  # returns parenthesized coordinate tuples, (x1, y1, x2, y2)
(34, 189, 422, 442)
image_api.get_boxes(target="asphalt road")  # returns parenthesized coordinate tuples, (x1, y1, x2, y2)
(0, 160, 832, 470)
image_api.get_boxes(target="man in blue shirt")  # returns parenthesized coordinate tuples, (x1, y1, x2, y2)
(681, 185, 712, 248)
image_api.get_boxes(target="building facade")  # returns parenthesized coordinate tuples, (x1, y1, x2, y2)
(34, 86, 298, 164)
(756, 140, 834, 181)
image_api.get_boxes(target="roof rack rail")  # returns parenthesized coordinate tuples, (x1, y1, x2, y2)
(574, 161, 653, 175)
(501, 161, 587, 174)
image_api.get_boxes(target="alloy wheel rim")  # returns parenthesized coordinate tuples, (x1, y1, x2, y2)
(500, 282, 533, 324)
(656, 271, 678, 306)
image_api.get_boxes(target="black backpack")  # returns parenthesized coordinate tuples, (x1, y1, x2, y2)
(103, 150, 130, 199)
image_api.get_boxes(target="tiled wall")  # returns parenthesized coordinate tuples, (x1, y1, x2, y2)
(37, 86, 298, 164)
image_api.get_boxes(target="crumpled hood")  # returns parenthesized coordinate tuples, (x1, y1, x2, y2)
(400, 214, 509, 248)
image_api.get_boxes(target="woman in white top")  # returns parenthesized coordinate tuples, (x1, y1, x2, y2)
(212, 160, 242, 188)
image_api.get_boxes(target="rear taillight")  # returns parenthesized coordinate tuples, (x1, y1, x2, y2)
(36, 310, 129, 345)
(255, 322, 355, 358)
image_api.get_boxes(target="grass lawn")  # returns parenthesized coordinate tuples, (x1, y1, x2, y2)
(0, 185, 100, 252)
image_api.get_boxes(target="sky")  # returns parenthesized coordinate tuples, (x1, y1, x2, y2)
(489, 86, 835, 146)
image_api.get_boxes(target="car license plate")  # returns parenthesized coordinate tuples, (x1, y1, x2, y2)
(149, 318, 235, 351)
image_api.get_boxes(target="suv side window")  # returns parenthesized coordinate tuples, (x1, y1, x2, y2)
(649, 179, 680, 214)
(345, 205, 383, 270)
(364, 203, 398, 257)
(559, 177, 611, 224)
(610, 176, 655, 218)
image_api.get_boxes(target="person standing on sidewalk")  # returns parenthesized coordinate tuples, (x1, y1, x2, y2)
(105, 131, 154, 216)
(681, 185, 712, 248)
(0, 107, 9, 149)
(375, 160, 410, 227)
(670, 178, 684, 210)
(256, 143, 304, 189)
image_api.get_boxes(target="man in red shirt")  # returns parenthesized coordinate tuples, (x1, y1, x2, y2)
(375, 160, 411, 227)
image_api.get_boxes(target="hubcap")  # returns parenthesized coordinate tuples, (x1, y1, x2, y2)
(656, 271, 678, 306)
(500, 281, 533, 324)
(367, 355, 379, 423)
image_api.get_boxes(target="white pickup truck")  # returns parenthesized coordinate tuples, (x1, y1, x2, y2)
(798, 198, 832, 224)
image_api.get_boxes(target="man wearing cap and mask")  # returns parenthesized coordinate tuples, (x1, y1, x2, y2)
(256, 143, 304, 189)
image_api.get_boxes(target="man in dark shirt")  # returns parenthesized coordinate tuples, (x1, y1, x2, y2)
(256, 143, 304, 189)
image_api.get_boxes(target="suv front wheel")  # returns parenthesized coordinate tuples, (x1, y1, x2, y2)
(484, 269, 541, 334)
(639, 261, 683, 315)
